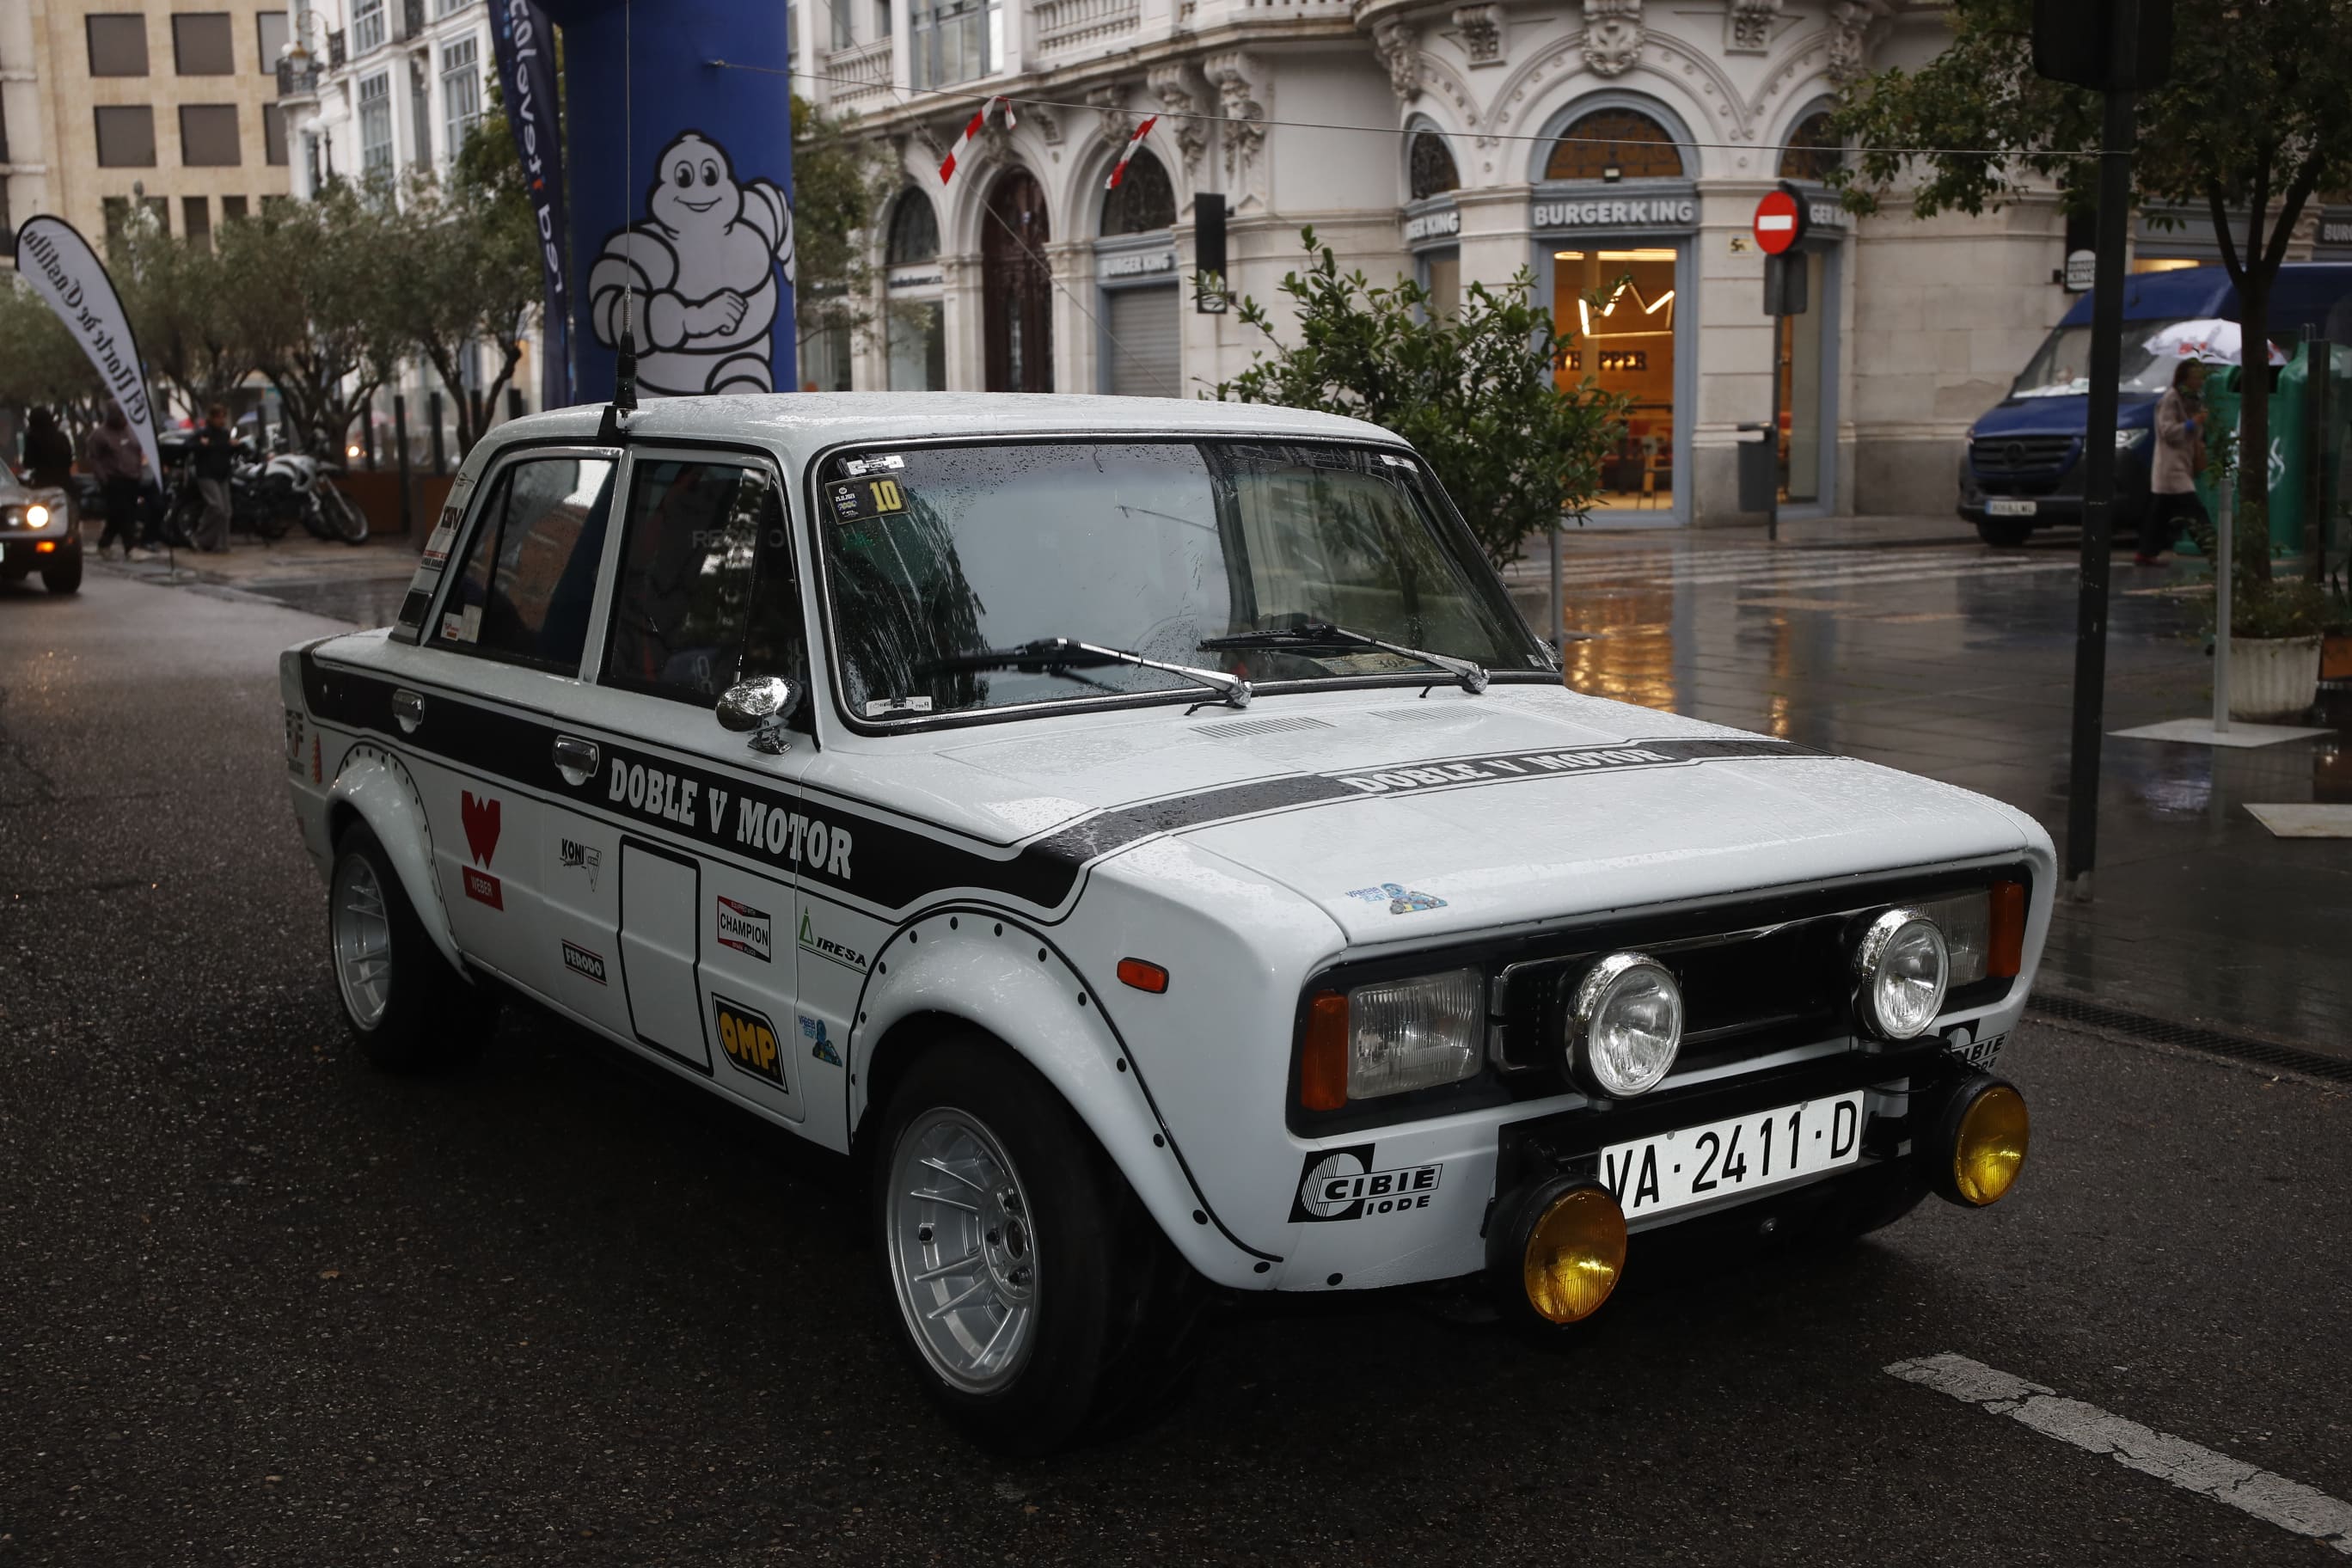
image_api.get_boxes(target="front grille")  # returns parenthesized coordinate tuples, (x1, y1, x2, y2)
(1288, 864, 2030, 1136)
(1970, 434, 2078, 479)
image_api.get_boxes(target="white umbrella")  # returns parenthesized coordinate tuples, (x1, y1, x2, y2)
(2141, 317, 2288, 366)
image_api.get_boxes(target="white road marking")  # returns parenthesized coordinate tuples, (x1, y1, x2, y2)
(1888, 1353, 2352, 1556)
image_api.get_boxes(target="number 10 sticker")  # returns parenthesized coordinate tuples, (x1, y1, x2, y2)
(828, 476, 908, 522)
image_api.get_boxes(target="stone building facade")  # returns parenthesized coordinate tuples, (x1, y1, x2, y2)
(792, 0, 2233, 522)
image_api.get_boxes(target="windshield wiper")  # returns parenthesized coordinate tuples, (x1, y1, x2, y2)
(921, 638, 1252, 710)
(1198, 621, 1488, 695)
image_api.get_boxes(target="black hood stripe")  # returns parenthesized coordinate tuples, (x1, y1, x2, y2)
(302, 652, 1837, 916)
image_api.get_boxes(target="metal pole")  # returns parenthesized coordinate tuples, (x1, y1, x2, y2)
(1767, 314, 1783, 543)
(428, 391, 448, 476)
(1548, 526, 1563, 654)
(394, 395, 413, 538)
(2061, 0, 2140, 898)
(2214, 470, 2233, 733)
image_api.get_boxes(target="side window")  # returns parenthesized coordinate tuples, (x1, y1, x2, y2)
(434, 455, 618, 671)
(603, 459, 805, 706)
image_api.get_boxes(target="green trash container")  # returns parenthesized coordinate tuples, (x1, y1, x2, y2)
(2193, 349, 2312, 558)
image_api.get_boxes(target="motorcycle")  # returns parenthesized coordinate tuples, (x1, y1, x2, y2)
(156, 437, 369, 548)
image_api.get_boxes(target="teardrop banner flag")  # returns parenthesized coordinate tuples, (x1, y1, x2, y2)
(489, 0, 573, 410)
(11, 216, 162, 478)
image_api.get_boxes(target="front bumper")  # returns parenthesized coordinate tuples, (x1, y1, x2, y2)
(1271, 1028, 2011, 1293)
(0, 528, 78, 574)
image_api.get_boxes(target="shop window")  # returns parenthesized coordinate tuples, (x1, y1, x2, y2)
(181, 103, 242, 166)
(1408, 131, 1459, 201)
(1545, 108, 1682, 181)
(1555, 248, 1678, 509)
(1101, 149, 1175, 236)
(87, 15, 150, 76)
(886, 189, 940, 263)
(1422, 251, 1461, 320)
(94, 105, 157, 167)
(172, 13, 236, 74)
(888, 300, 946, 390)
(1778, 111, 1842, 182)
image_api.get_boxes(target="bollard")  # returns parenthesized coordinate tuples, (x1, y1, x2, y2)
(506, 387, 524, 422)
(428, 391, 448, 476)
(2214, 472, 2233, 735)
(394, 395, 413, 538)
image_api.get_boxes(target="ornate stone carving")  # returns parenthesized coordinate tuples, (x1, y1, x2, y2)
(1581, 0, 1642, 77)
(1451, 3, 1504, 66)
(1028, 104, 1063, 145)
(1725, 0, 1778, 52)
(1148, 63, 1210, 174)
(1088, 84, 1133, 148)
(1204, 51, 1266, 188)
(1827, 0, 1869, 83)
(1372, 18, 1421, 102)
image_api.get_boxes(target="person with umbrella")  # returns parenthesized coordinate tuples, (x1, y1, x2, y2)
(2142, 358, 2208, 566)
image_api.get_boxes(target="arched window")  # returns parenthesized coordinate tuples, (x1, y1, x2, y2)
(1544, 107, 1683, 181)
(1778, 111, 1842, 182)
(1100, 148, 1177, 236)
(1408, 130, 1459, 201)
(886, 190, 940, 265)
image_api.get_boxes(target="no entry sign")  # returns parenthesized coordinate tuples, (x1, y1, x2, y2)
(1753, 185, 1804, 255)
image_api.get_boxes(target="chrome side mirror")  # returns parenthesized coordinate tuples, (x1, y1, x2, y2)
(715, 676, 800, 755)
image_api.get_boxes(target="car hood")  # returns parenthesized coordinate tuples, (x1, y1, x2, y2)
(901, 687, 2037, 943)
(1971, 392, 2156, 439)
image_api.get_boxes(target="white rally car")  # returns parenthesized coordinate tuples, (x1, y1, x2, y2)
(282, 394, 2048, 1452)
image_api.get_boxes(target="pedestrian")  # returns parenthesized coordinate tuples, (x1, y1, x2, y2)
(193, 403, 236, 553)
(86, 404, 153, 561)
(22, 407, 76, 489)
(2141, 359, 2209, 566)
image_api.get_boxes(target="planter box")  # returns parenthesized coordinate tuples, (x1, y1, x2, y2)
(338, 469, 451, 538)
(2228, 634, 2322, 720)
(2323, 632, 2352, 683)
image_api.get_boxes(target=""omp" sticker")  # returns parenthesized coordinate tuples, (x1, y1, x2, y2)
(713, 995, 784, 1087)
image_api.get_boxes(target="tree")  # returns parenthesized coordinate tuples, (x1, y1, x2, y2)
(115, 212, 257, 420)
(792, 95, 892, 370)
(1832, 0, 2352, 579)
(383, 160, 542, 453)
(1213, 230, 1631, 569)
(217, 186, 406, 456)
(0, 276, 105, 424)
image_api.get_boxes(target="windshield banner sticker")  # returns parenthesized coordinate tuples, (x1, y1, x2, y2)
(825, 475, 907, 522)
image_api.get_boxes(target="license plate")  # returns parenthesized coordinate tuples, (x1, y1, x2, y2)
(1986, 498, 2037, 518)
(1601, 1091, 1865, 1220)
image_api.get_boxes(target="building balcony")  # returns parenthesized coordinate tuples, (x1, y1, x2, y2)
(824, 36, 898, 112)
(278, 59, 325, 98)
(1033, 0, 1141, 56)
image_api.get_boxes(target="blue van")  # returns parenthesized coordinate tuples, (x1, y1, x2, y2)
(1958, 263, 2352, 545)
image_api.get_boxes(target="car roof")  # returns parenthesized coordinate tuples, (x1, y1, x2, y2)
(475, 392, 1406, 469)
(2055, 263, 2352, 328)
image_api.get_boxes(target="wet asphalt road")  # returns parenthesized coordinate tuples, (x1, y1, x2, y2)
(3, 573, 2349, 1566)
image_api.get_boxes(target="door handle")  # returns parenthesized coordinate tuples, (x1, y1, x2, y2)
(390, 688, 425, 733)
(552, 735, 601, 785)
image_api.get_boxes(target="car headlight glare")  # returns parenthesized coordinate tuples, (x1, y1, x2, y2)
(1565, 952, 1683, 1098)
(24, 503, 50, 528)
(1314, 967, 1484, 1104)
(1853, 909, 1949, 1040)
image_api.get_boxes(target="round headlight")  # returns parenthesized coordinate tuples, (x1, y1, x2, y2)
(1566, 952, 1683, 1098)
(24, 503, 50, 528)
(1519, 1183, 1627, 1324)
(1950, 1081, 2030, 1205)
(1853, 909, 1950, 1040)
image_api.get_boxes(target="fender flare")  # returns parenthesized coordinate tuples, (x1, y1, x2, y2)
(848, 905, 1283, 1288)
(327, 744, 463, 974)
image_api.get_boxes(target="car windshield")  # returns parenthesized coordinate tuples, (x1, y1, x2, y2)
(816, 440, 1549, 721)
(2012, 319, 2198, 399)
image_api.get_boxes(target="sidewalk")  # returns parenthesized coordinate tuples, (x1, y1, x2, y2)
(1510, 518, 2352, 1056)
(87, 523, 420, 627)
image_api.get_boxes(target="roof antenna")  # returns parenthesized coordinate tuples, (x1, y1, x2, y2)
(597, 0, 639, 447)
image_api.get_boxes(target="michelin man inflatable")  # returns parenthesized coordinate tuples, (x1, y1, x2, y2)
(587, 130, 796, 396)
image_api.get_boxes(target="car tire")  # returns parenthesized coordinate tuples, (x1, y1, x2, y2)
(41, 550, 83, 595)
(872, 1034, 1203, 1455)
(1975, 518, 2034, 548)
(328, 822, 498, 1072)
